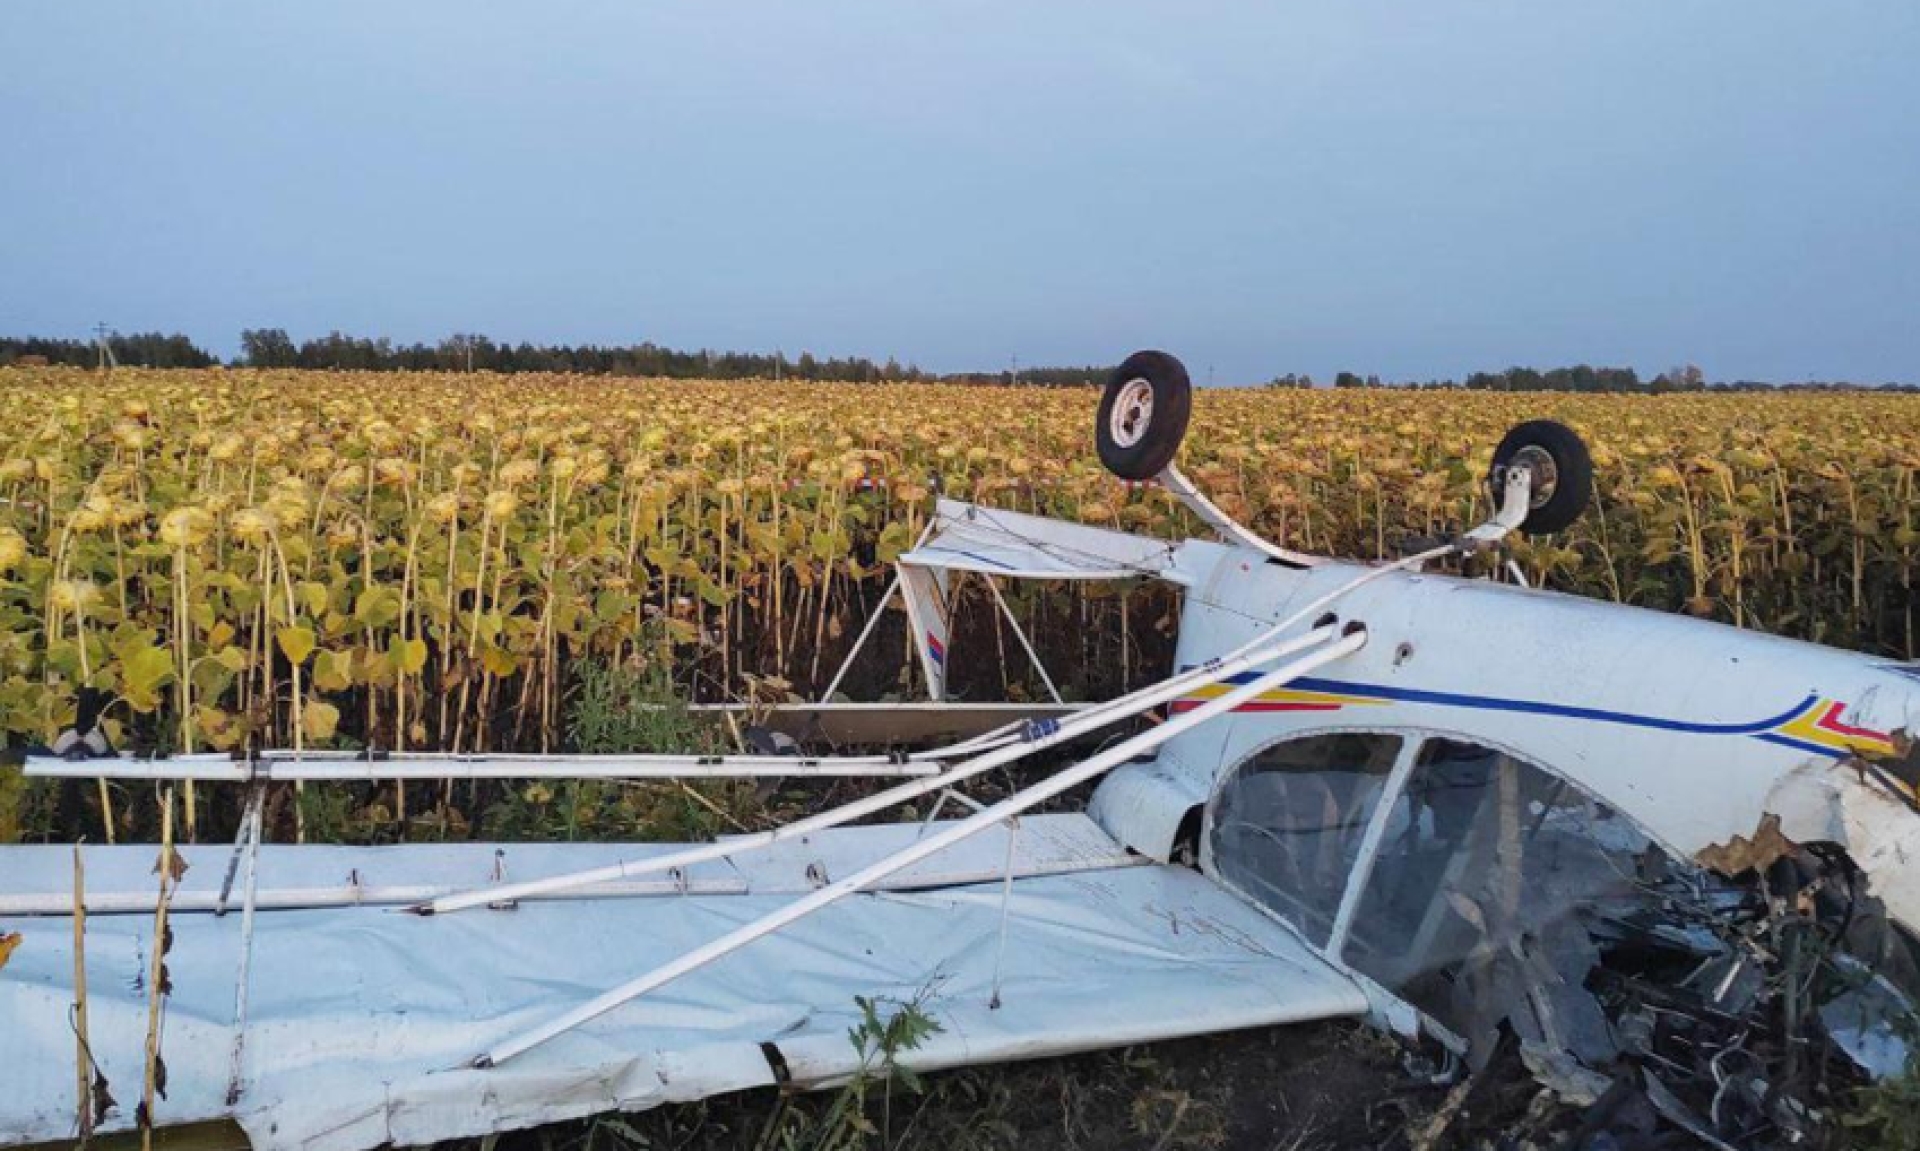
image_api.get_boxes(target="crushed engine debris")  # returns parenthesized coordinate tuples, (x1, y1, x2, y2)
(1396, 799, 1920, 1150)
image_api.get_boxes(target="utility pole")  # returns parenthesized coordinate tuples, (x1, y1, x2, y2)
(93, 322, 118, 372)
(1010, 354, 1019, 386)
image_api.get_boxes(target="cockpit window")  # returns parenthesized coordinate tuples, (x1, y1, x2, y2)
(1340, 738, 1655, 1058)
(1208, 731, 1402, 947)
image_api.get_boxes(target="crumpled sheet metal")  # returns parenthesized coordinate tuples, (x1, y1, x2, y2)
(0, 819, 1365, 1151)
(1818, 964, 1915, 1080)
(1754, 757, 1920, 933)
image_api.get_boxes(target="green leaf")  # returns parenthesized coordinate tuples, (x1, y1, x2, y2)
(354, 586, 402, 629)
(480, 645, 519, 678)
(695, 576, 730, 608)
(389, 636, 428, 675)
(476, 610, 504, 644)
(277, 626, 316, 665)
(301, 699, 340, 742)
(115, 640, 175, 713)
(312, 648, 354, 692)
(296, 581, 330, 617)
(876, 521, 912, 564)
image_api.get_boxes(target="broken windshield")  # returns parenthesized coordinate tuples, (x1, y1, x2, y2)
(1339, 737, 1652, 1061)
(1208, 730, 1402, 948)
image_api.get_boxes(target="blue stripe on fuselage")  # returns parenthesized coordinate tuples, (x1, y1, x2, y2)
(1756, 732, 1838, 757)
(1188, 667, 1817, 739)
(915, 546, 1016, 571)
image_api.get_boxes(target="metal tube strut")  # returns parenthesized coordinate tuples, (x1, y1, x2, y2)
(473, 625, 1368, 1068)
(419, 623, 1342, 916)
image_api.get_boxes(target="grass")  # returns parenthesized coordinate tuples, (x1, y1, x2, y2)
(469, 1020, 1410, 1151)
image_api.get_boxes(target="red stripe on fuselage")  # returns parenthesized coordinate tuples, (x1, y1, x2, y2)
(1169, 700, 1344, 715)
(1813, 702, 1889, 743)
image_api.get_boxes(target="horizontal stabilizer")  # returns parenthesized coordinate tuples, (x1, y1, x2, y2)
(901, 499, 1189, 582)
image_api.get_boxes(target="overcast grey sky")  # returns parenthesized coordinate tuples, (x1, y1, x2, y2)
(3, 2, 1916, 383)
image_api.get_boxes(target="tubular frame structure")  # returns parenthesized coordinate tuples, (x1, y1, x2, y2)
(474, 622, 1372, 1068)
(418, 534, 1458, 915)
(419, 621, 1344, 916)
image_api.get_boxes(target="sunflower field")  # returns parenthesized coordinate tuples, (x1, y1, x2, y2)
(2, 366, 1917, 768)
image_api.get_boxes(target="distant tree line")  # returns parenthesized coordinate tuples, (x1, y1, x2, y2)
(2, 331, 1914, 390)
(236, 329, 937, 382)
(0, 333, 217, 369)
(1309, 365, 1688, 391)
(1465, 365, 1680, 392)
(939, 365, 1113, 387)
(1303, 363, 1920, 393)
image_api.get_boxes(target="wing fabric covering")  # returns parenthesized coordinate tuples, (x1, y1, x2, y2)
(0, 817, 1363, 1151)
(896, 499, 1191, 698)
(900, 499, 1186, 583)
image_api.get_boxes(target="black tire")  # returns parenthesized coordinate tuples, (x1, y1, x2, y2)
(1096, 351, 1193, 481)
(1488, 420, 1593, 535)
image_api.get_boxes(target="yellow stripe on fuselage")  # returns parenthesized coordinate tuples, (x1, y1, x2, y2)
(1775, 699, 1897, 757)
(1178, 684, 1388, 709)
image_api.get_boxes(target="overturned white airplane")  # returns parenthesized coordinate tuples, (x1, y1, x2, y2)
(5, 352, 1917, 1149)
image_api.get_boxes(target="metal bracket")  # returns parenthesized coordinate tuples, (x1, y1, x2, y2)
(1157, 466, 1316, 566)
(1462, 466, 1532, 548)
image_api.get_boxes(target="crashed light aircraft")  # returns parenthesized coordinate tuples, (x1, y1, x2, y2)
(4, 351, 1918, 1149)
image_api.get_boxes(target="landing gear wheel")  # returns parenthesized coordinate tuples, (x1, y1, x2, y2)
(1096, 350, 1192, 481)
(1488, 420, 1593, 535)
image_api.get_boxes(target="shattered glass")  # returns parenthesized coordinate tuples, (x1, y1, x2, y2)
(1209, 731, 1401, 947)
(1340, 739, 1647, 1064)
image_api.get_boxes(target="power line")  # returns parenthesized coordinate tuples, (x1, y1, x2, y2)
(93, 322, 118, 372)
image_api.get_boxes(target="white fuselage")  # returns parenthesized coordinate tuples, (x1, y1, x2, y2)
(1091, 541, 1920, 932)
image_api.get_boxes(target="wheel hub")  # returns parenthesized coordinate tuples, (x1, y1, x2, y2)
(1512, 444, 1559, 508)
(1111, 377, 1154, 448)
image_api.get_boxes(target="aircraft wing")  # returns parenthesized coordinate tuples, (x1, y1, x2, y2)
(900, 498, 1190, 582)
(0, 816, 1364, 1151)
(894, 499, 1209, 698)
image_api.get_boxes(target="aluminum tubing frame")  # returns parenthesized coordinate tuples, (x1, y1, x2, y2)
(418, 622, 1345, 915)
(474, 622, 1370, 1068)
(423, 536, 1462, 915)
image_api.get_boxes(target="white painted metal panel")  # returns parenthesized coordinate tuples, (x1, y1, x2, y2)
(1114, 554, 1920, 937)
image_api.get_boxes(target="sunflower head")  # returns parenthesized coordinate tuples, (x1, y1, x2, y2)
(0, 526, 26, 570)
(159, 506, 214, 549)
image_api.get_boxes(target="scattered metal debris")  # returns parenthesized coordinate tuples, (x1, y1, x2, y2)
(1417, 827, 1920, 1149)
